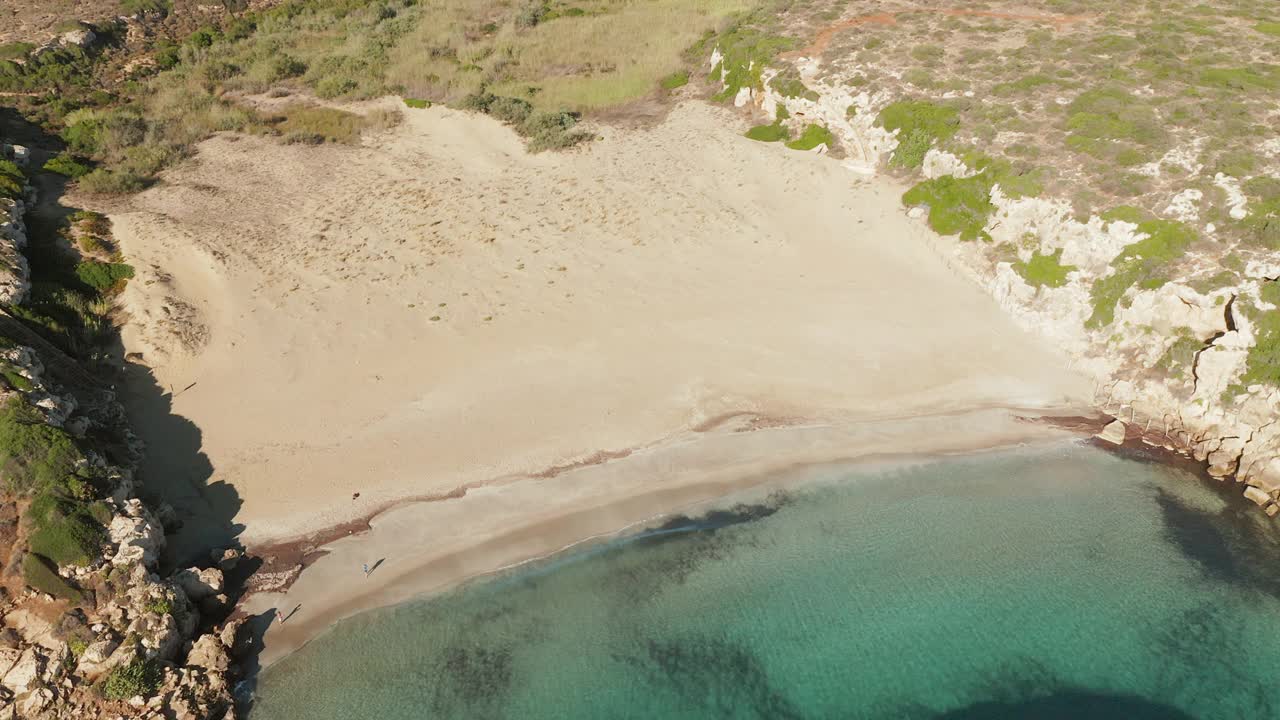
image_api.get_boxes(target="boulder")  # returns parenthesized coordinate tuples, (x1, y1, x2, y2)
(213, 548, 242, 574)
(173, 567, 224, 602)
(0, 647, 42, 694)
(0, 649, 19, 679)
(19, 687, 52, 715)
(186, 634, 230, 673)
(1243, 485, 1271, 506)
(1096, 420, 1127, 445)
(109, 500, 166, 568)
(59, 27, 96, 48)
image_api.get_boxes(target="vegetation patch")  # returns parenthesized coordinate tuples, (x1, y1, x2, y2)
(1239, 281, 1280, 389)
(0, 160, 24, 201)
(709, 26, 794, 102)
(402, 98, 431, 109)
(74, 261, 134, 294)
(0, 42, 34, 61)
(42, 153, 92, 179)
(273, 106, 366, 144)
(785, 124, 833, 151)
(767, 68, 818, 100)
(745, 123, 788, 142)
(1087, 220, 1197, 328)
(21, 554, 83, 602)
(0, 397, 83, 494)
(902, 157, 1043, 242)
(1014, 249, 1076, 289)
(459, 91, 591, 152)
(1155, 327, 1203, 379)
(876, 100, 959, 169)
(660, 71, 689, 90)
(103, 656, 162, 700)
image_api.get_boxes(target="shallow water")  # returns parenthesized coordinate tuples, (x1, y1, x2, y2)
(250, 443, 1280, 719)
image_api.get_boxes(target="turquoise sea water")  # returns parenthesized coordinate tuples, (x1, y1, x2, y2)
(251, 443, 1280, 719)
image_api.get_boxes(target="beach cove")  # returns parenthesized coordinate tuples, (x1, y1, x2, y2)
(106, 101, 1090, 670)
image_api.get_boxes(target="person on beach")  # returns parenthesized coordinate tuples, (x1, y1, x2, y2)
(363, 563, 369, 576)
(276, 609, 286, 625)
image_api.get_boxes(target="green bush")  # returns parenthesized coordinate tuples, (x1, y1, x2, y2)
(659, 71, 689, 90)
(1087, 220, 1196, 328)
(0, 160, 23, 201)
(461, 92, 590, 152)
(785, 124, 833, 151)
(27, 492, 105, 567)
(403, 97, 431, 109)
(708, 27, 794, 103)
(745, 123, 788, 142)
(145, 596, 174, 615)
(1257, 22, 1280, 37)
(42, 153, 92, 178)
(902, 174, 995, 241)
(0, 397, 83, 494)
(103, 657, 161, 700)
(1014, 249, 1076, 289)
(0, 42, 34, 61)
(22, 554, 83, 602)
(767, 70, 818, 100)
(75, 261, 135, 293)
(1240, 281, 1280, 388)
(877, 100, 959, 169)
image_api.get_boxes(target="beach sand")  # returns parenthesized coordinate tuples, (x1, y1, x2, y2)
(107, 100, 1089, 661)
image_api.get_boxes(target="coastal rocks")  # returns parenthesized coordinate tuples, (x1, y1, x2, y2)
(244, 563, 301, 593)
(186, 635, 230, 673)
(0, 197, 32, 305)
(1, 647, 42, 695)
(1244, 485, 1271, 506)
(109, 500, 166, 568)
(173, 567, 224, 602)
(1096, 420, 1127, 445)
(922, 148, 976, 180)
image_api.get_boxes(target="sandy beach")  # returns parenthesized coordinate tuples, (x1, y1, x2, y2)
(106, 100, 1089, 662)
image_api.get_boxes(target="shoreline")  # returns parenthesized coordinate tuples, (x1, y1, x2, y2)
(238, 405, 1093, 668)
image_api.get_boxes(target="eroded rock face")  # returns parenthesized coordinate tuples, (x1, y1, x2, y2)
(173, 567, 225, 602)
(110, 500, 166, 568)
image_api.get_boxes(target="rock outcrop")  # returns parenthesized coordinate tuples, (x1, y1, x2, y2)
(717, 46, 1280, 518)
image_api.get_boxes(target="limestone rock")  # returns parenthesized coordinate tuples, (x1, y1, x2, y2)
(186, 634, 230, 673)
(1096, 420, 1127, 445)
(59, 26, 96, 48)
(212, 548, 242, 573)
(173, 567, 224, 602)
(1, 647, 42, 694)
(1243, 485, 1271, 506)
(19, 687, 52, 715)
(109, 500, 166, 568)
(0, 649, 18, 679)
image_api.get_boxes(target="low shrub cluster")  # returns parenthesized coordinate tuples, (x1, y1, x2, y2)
(1239, 281, 1280, 388)
(876, 100, 959, 169)
(1014, 249, 1076, 289)
(459, 91, 591, 152)
(0, 160, 24, 201)
(74, 260, 135, 293)
(1087, 220, 1197, 328)
(21, 554, 83, 602)
(785, 124, 833, 151)
(42, 153, 92, 178)
(103, 656, 162, 700)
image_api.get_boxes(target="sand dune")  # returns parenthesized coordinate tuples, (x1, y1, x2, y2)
(108, 99, 1088, 657)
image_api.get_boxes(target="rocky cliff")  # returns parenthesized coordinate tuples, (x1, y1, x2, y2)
(714, 41, 1280, 517)
(0, 143, 242, 719)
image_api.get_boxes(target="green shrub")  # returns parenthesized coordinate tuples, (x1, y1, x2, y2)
(1100, 205, 1151, 224)
(0, 160, 23, 201)
(22, 554, 83, 602)
(1240, 281, 1280, 387)
(461, 92, 590, 152)
(0, 42, 34, 61)
(1, 368, 32, 392)
(1014, 249, 1077, 289)
(1155, 328, 1203, 378)
(145, 596, 174, 615)
(1257, 22, 1280, 37)
(785, 124, 833, 151)
(745, 123, 788, 142)
(709, 27, 794, 102)
(659, 71, 689, 90)
(103, 657, 161, 700)
(767, 69, 818, 100)
(403, 97, 431, 109)
(121, 0, 173, 14)
(75, 261, 135, 293)
(1087, 220, 1196, 328)
(0, 397, 83, 493)
(877, 100, 959, 169)
(903, 174, 995, 241)
(42, 153, 92, 178)
(76, 168, 147, 195)
(27, 492, 105, 567)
